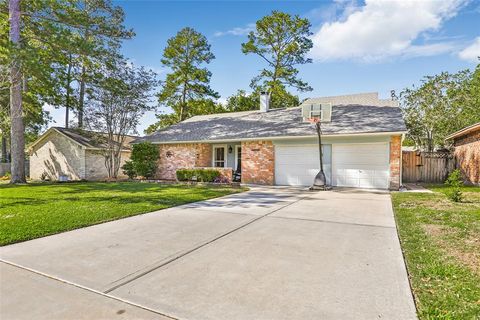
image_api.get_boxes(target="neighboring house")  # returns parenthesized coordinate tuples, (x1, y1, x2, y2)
(136, 92, 407, 190)
(29, 127, 135, 181)
(446, 122, 480, 185)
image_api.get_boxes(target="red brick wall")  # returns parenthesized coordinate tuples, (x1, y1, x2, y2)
(389, 135, 402, 190)
(156, 143, 212, 180)
(196, 143, 212, 167)
(241, 141, 274, 185)
(454, 129, 480, 185)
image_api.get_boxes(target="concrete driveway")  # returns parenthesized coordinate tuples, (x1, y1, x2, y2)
(0, 187, 417, 320)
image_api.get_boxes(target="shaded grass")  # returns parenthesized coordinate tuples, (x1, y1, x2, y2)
(392, 185, 480, 319)
(0, 182, 245, 246)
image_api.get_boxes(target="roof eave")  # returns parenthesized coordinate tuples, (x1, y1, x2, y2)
(445, 122, 480, 140)
(145, 130, 407, 144)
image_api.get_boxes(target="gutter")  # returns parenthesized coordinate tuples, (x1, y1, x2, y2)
(137, 131, 408, 145)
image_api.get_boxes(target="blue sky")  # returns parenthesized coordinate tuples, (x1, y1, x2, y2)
(47, 0, 480, 132)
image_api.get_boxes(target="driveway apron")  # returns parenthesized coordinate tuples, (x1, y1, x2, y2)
(1, 187, 416, 320)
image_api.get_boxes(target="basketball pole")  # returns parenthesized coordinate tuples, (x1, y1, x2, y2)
(311, 119, 328, 190)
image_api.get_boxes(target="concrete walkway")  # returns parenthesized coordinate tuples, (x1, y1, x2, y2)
(0, 187, 417, 320)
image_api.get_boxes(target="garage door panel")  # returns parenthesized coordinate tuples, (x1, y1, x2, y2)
(334, 144, 387, 153)
(335, 155, 388, 166)
(332, 143, 389, 189)
(275, 144, 331, 186)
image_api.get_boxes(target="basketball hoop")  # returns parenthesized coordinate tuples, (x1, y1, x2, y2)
(307, 117, 320, 123)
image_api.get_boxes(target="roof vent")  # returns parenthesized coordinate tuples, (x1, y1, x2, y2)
(260, 92, 270, 112)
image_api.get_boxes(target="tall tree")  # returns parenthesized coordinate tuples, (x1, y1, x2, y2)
(400, 66, 480, 151)
(74, 0, 134, 128)
(224, 88, 299, 112)
(146, 98, 225, 134)
(8, 0, 25, 183)
(153, 27, 219, 128)
(85, 60, 156, 178)
(1, 66, 10, 162)
(241, 11, 313, 108)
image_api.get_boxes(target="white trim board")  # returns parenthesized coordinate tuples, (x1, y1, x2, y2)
(149, 131, 406, 145)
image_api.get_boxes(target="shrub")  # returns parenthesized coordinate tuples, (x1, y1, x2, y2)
(121, 161, 137, 179)
(445, 169, 463, 202)
(214, 175, 230, 184)
(130, 142, 160, 179)
(176, 169, 196, 181)
(176, 169, 221, 183)
(0, 171, 10, 181)
(199, 169, 221, 182)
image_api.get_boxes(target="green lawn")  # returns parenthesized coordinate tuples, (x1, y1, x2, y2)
(0, 182, 244, 246)
(392, 185, 480, 319)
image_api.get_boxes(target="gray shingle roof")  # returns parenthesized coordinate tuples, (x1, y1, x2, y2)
(52, 127, 138, 150)
(137, 104, 406, 144)
(300, 92, 399, 107)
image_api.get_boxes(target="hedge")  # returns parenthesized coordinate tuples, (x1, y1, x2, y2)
(176, 169, 221, 182)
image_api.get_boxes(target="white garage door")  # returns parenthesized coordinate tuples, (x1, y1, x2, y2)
(275, 145, 331, 186)
(332, 143, 389, 189)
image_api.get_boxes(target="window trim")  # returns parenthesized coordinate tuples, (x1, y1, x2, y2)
(234, 145, 242, 171)
(212, 144, 227, 168)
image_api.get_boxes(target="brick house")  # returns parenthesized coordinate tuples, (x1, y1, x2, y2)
(446, 122, 480, 185)
(29, 127, 135, 181)
(136, 92, 407, 190)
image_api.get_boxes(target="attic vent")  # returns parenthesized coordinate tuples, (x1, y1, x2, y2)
(302, 103, 332, 122)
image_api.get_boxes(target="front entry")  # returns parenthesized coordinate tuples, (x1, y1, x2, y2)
(234, 146, 242, 182)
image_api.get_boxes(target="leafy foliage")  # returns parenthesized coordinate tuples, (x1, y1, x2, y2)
(400, 65, 480, 151)
(85, 60, 156, 178)
(241, 11, 312, 107)
(445, 169, 464, 202)
(1, 0, 134, 183)
(146, 98, 225, 133)
(224, 88, 299, 112)
(153, 27, 219, 128)
(129, 142, 160, 179)
(176, 169, 221, 183)
(121, 161, 136, 179)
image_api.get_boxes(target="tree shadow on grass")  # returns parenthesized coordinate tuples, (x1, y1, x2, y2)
(0, 191, 235, 211)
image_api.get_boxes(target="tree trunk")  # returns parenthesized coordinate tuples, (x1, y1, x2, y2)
(9, 0, 26, 183)
(78, 64, 86, 128)
(65, 55, 72, 128)
(1, 136, 7, 163)
(180, 83, 187, 121)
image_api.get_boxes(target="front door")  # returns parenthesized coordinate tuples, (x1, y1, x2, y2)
(235, 146, 242, 172)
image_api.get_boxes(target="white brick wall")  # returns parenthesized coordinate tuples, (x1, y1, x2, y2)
(29, 130, 86, 180)
(85, 150, 131, 180)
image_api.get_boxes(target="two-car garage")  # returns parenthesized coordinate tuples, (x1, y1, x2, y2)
(275, 142, 390, 189)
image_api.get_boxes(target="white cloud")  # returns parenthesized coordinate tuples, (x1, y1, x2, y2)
(310, 0, 468, 62)
(214, 23, 255, 37)
(458, 37, 480, 63)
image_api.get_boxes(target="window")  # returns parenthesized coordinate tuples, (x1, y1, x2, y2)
(213, 146, 226, 167)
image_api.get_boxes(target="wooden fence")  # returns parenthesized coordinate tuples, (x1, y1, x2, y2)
(402, 151, 455, 183)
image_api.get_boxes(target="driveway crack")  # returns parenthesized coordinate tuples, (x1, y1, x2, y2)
(103, 194, 309, 294)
